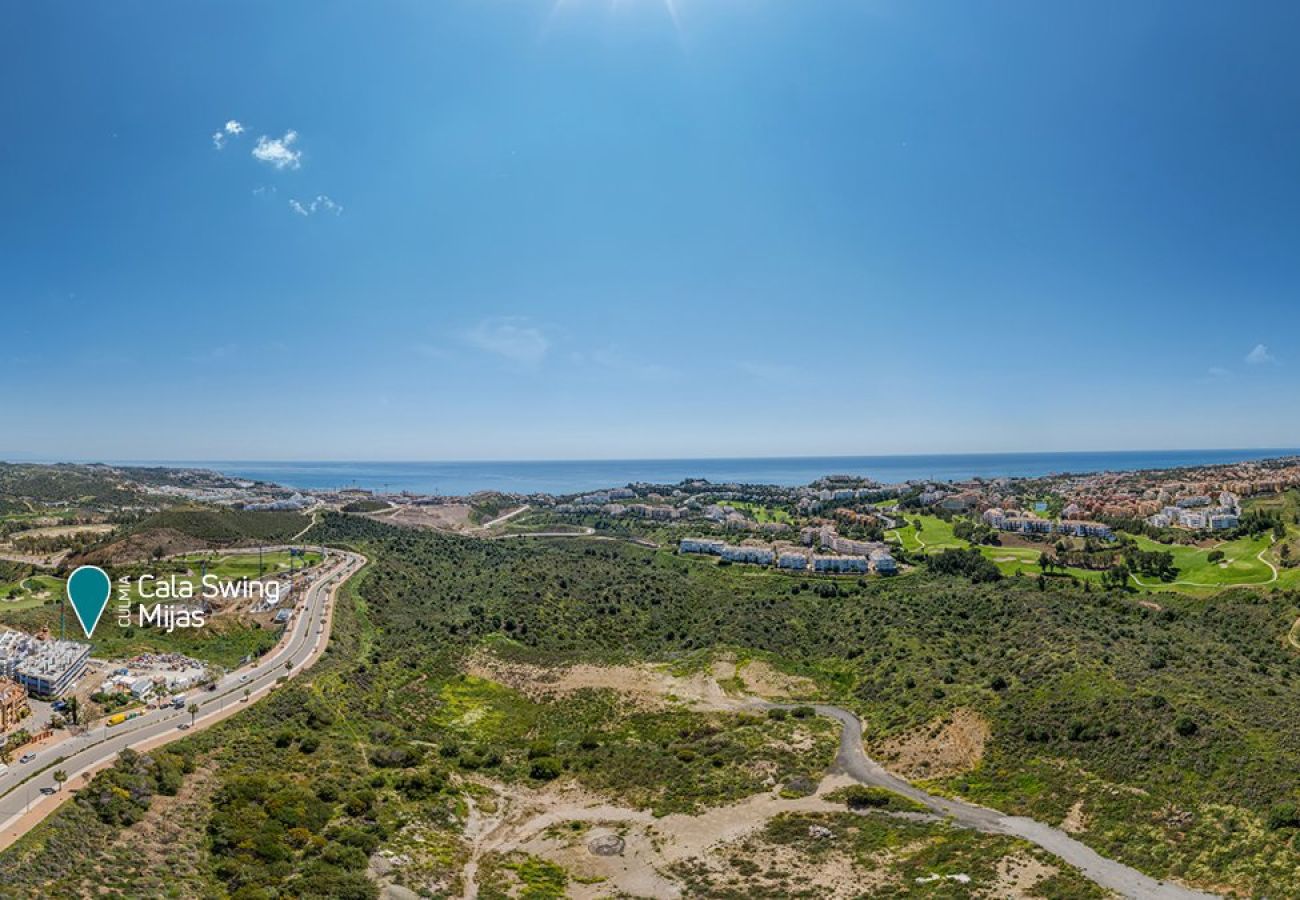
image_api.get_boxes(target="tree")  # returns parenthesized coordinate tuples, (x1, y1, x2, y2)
(285, 659, 294, 673)
(243, 688, 251, 703)
(53, 769, 67, 792)
(1100, 564, 1130, 592)
(188, 703, 199, 727)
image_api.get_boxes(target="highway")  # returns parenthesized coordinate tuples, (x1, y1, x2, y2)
(0, 548, 366, 849)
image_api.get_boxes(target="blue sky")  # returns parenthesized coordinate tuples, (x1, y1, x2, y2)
(4, 0, 1299, 461)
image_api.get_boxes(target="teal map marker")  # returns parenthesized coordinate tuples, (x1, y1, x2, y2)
(67, 565, 113, 639)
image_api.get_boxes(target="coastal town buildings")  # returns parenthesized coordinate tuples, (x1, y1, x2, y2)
(0, 678, 28, 732)
(981, 509, 1114, 540)
(0, 630, 92, 698)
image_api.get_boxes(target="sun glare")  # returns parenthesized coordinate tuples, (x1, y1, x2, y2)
(546, 0, 684, 34)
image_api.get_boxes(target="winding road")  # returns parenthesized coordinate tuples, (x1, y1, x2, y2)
(786, 703, 1218, 900)
(0, 548, 366, 851)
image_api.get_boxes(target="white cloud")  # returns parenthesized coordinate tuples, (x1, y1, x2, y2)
(252, 130, 302, 169)
(1245, 344, 1277, 365)
(289, 195, 342, 216)
(462, 317, 550, 365)
(212, 119, 245, 149)
(588, 347, 676, 382)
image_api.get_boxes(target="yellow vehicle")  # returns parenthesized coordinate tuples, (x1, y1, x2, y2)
(107, 712, 128, 726)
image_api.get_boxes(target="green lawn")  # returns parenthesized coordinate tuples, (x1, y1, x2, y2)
(0, 574, 64, 610)
(886, 515, 1297, 594)
(1129, 533, 1275, 588)
(887, 514, 966, 553)
(978, 545, 1105, 584)
(723, 501, 792, 524)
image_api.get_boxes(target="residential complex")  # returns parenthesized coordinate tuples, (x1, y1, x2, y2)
(678, 530, 896, 576)
(981, 509, 1115, 540)
(0, 629, 92, 698)
(1147, 491, 1241, 531)
(0, 678, 28, 732)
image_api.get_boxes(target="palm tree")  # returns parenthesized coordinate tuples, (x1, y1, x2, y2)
(188, 703, 199, 727)
(243, 688, 251, 703)
(52, 770, 67, 792)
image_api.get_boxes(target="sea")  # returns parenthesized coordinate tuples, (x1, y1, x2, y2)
(125, 449, 1299, 497)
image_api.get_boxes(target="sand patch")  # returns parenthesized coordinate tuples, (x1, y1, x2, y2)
(368, 503, 474, 532)
(1060, 798, 1089, 834)
(466, 653, 739, 712)
(710, 655, 819, 700)
(874, 708, 990, 780)
(466, 772, 862, 899)
(995, 853, 1061, 896)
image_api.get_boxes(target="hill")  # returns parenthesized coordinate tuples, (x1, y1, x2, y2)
(3, 513, 1298, 896)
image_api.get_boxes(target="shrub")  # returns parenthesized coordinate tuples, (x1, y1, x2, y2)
(1267, 802, 1300, 830)
(529, 757, 562, 780)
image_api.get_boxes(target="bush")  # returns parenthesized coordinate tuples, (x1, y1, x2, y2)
(828, 785, 925, 813)
(529, 757, 562, 780)
(928, 548, 1002, 583)
(1267, 802, 1300, 830)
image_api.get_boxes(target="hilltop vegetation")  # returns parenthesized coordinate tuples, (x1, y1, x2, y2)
(304, 514, 1300, 894)
(0, 463, 142, 507)
(134, 508, 310, 545)
(3, 513, 1299, 896)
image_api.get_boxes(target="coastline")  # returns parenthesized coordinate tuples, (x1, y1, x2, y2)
(98, 448, 1300, 496)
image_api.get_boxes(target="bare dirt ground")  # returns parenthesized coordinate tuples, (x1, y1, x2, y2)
(466, 654, 734, 711)
(873, 707, 990, 780)
(996, 853, 1064, 895)
(446, 654, 1069, 900)
(459, 772, 870, 900)
(366, 503, 475, 532)
(1061, 799, 1089, 834)
(708, 655, 819, 700)
(75, 527, 210, 566)
(9, 523, 115, 541)
(468, 652, 817, 713)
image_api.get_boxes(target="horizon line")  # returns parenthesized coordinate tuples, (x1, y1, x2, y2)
(11, 445, 1300, 467)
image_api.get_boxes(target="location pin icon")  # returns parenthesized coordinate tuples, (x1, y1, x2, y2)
(67, 565, 113, 639)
